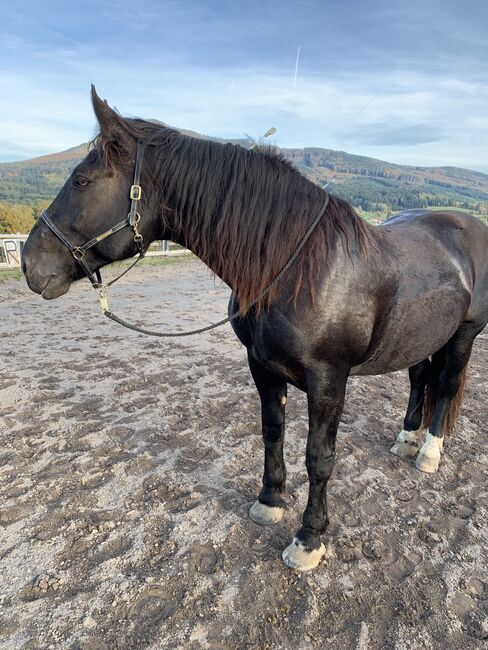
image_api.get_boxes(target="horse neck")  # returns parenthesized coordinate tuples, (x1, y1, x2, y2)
(149, 135, 364, 311)
(153, 139, 254, 286)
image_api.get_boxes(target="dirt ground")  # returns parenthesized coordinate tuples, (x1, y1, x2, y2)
(0, 258, 487, 650)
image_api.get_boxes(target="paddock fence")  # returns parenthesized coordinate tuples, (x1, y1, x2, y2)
(0, 235, 190, 269)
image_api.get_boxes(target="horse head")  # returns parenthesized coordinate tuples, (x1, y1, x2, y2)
(22, 86, 161, 299)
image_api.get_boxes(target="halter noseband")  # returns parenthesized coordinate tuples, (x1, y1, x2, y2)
(39, 140, 146, 308)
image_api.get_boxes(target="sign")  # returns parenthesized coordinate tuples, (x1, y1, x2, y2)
(0, 236, 27, 268)
(4, 240, 19, 266)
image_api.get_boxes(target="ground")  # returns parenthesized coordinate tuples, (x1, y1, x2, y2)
(0, 259, 487, 650)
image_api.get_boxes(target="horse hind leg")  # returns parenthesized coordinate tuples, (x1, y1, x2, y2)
(391, 359, 431, 458)
(416, 323, 480, 473)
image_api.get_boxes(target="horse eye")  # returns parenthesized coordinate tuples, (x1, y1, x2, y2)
(75, 177, 90, 188)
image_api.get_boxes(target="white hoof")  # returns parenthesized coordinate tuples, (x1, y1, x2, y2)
(282, 537, 326, 571)
(416, 432, 443, 474)
(249, 500, 284, 526)
(390, 429, 421, 458)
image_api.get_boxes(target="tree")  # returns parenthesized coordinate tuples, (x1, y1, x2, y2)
(32, 200, 51, 221)
(0, 202, 35, 234)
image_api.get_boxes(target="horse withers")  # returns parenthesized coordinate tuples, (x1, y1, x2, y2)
(22, 87, 488, 571)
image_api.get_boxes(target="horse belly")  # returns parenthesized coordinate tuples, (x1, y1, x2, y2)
(351, 286, 470, 375)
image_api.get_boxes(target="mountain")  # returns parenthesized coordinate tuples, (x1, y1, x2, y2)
(287, 148, 488, 214)
(1, 132, 488, 219)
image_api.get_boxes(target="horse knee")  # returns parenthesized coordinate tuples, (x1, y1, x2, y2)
(306, 452, 335, 482)
(262, 424, 284, 444)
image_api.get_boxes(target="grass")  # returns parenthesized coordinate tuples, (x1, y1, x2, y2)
(0, 268, 24, 282)
(359, 210, 386, 222)
(135, 253, 193, 265)
(110, 253, 194, 269)
(0, 253, 194, 283)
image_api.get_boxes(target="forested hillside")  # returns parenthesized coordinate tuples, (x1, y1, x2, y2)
(289, 148, 488, 215)
(0, 145, 86, 205)
(1, 139, 488, 233)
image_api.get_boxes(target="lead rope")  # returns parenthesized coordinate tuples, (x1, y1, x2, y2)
(100, 191, 330, 337)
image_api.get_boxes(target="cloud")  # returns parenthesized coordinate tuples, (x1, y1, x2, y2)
(341, 121, 445, 146)
(2, 63, 488, 174)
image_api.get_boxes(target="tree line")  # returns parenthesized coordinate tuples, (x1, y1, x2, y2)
(0, 201, 50, 234)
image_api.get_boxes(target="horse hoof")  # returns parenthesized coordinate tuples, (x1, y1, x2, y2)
(249, 500, 284, 526)
(282, 537, 326, 571)
(415, 432, 443, 473)
(416, 453, 440, 473)
(390, 441, 419, 458)
(390, 430, 420, 458)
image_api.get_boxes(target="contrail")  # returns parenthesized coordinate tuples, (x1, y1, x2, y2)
(352, 70, 401, 120)
(292, 45, 300, 97)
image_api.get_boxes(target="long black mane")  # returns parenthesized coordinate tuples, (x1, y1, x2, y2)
(93, 118, 371, 311)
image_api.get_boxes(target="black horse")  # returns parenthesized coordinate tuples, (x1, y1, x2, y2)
(22, 88, 488, 570)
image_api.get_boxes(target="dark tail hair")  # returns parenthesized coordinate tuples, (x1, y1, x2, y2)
(422, 364, 468, 435)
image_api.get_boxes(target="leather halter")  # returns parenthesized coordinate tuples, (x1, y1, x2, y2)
(39, 141, 146, 300)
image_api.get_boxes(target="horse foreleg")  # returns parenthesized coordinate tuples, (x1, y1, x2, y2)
(282, 365, 348, 571)
(247, 353, 287, 526)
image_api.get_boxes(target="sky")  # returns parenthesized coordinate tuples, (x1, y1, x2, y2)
(1, 0, 488, 172)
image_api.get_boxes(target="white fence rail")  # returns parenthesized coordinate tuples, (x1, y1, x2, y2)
(0, 235, 189, 269)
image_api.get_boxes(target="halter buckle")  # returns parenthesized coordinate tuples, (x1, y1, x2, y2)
(130, 185, 142, 200)
(72, 247, 84, 260)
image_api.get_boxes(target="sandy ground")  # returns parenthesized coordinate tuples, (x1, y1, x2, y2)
(0, 258, 487, 650)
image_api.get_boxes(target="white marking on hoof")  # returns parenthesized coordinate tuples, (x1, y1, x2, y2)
(249, 500, 284, 526)
(416, 431, 443, 474)
(282, 537, 326, 571)
(281, 395, 287, 405)
(390, 429, 421, 458)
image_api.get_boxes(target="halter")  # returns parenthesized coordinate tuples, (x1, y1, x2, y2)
(40, 141, 146, 310)
(39, 140, 330, 337)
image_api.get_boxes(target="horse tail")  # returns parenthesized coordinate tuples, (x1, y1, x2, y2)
(444, 366, 468, 433)
(421, 362, 468, 435)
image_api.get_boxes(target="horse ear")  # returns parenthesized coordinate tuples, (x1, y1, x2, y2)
(91, 85, 134, 149)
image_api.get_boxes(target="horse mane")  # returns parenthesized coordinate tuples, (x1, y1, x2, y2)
(92, 119, 372, 313)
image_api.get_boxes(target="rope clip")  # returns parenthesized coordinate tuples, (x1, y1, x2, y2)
(98, 286, 109, 313)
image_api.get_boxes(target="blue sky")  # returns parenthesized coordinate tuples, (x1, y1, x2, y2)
(1, 0, 487, 172)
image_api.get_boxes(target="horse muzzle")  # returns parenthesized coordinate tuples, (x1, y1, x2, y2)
(40, 275, 71, 300)
(22, 257, 71, 300)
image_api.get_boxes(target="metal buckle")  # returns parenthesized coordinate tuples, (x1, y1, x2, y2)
(130, 185, 142, 200)
(133, 222, 143, 242)
(98, 286, 109, 313)
(72, 247, 84, 260)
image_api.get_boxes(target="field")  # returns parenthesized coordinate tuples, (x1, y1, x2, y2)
(0, 259, 487, 649)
